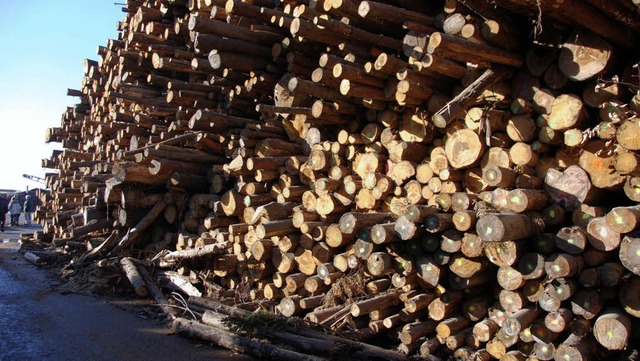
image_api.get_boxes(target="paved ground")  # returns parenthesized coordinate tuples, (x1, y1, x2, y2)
(0, 224, 256, 361)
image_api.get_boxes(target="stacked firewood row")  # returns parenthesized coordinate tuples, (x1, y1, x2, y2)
(38, 0, 640, 359)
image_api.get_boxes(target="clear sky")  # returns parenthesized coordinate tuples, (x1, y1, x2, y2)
(0, 1, 124, 192)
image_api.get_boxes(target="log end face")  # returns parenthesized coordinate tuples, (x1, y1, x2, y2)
(476, 215, 503, 243)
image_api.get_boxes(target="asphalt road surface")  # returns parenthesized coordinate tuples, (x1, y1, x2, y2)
(0, 224, 256, 361)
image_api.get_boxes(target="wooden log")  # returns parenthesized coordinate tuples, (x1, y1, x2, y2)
(358, 1, 434, 25)
(476, 213, 536, 242)
(120, 257, 149, 297)
(172, 318, 324, 361)
(584, 217, 620, 253)
(367, 252, 396, 277)
(351, 291, 401, 317)
(432, 68, 509, 128)
(506, 189, 548, 213)
(138, 265, 178, 320)
(501, 307, 540, 337)
(545, 165, 601, 211)
(559, 28, 612, 82)
(428, 32, 523, 68)
(554, 332, 596, 361)
(370, 222, 400, 245)
(109, 195, 170, 255)
(620, 234, 640, 275)
(592, 308, 631, 350)
(424, 213, 454, 234)
(482, 165, 516, 188)
(160, 242, 230, 266)
(605, 205, 640, 234)
(444, 129, 485, 170)
(399, 320, 438, 345)
(339, 212, 389, 235)
(109, 162, 170, 186)
(435, 316, 472, 342)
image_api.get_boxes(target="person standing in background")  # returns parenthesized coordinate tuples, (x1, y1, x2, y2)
(23, 195, 36, 225)
(8, 196, 21, 226)
(0, 194, 8, 231)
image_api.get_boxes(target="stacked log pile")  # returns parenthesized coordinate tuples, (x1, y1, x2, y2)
(38, 0, 640, 359)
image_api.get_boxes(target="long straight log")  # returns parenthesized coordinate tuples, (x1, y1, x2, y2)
(189, 297, 410, 361)
(120, 257, 149, 297)
(172, 318, 324, 361)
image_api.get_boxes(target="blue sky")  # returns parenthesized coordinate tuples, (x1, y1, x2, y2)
(0, 1, 124, 191)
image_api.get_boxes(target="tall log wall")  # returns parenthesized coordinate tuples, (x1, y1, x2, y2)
(38, 0, 640, 359)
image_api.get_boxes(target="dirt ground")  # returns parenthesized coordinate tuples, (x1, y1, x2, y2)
(0, 224, 256, 361)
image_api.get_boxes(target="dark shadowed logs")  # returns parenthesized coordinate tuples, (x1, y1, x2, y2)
(71, 219, 111, 239)
(476, 213, 536, 242)
(424, 213, 454, 234)
(558, 28, 612, 82)
(541, 203, 567, 226)
(517, 252, 545, 281)
(554, 332, 596, 361)
(428, 32, 523, 68)
(109, 195, 171, 255)
(555, 226, 588, 255)
(571, 288, 603, 320)
(619, 276, 640, 318)
(418, 337, 441, 358)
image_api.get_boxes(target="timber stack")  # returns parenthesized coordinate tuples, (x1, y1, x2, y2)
(36, 0, 640, 359)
